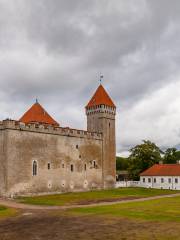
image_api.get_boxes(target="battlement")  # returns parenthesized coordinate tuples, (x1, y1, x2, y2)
(0, 119, 102, 140)
(86, 105, 116, 116)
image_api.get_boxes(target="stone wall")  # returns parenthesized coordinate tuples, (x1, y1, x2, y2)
(0, 128, 6, 195)
(0, 120, 103, 196)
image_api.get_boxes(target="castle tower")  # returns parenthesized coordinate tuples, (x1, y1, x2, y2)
(86, 84, 116, 188)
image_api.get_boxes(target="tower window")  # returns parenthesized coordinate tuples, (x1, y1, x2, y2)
(48, 163, 51, 170)
(32, 161, 37, 176)
(76, 145, 78, 149)
(79, 155, 81, 159)
(84, 164, 87, 171)
(70, 164, 74, 172)
(93, 160, 96, 168)
(62, 163, 65, 168)
(109, 122, 111, 127)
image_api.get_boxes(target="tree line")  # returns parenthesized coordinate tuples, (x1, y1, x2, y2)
(116, 140, 180, 180)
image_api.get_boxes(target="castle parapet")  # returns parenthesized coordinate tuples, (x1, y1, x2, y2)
(0, 119, 102, 140)
(86, 105, 116, 116)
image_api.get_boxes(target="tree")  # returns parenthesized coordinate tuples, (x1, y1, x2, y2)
(163, 148, 177, 164)
(174, 150, 180, 160)
(128, 140, 163, 180)
(116, 156, 129, 171)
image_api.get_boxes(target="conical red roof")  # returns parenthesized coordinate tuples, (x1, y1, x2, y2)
(86, 84, 115, 108)
(19, 102, 59, 126)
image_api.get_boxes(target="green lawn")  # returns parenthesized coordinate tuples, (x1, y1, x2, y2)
(17, 187, 179, 206)
(70, 195, 180, 222)
(0, 205, 17, 219)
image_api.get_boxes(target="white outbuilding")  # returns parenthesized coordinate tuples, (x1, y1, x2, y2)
(140, 164, 180, 190)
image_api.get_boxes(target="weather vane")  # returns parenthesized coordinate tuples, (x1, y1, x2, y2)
(99, 74, 103, 84)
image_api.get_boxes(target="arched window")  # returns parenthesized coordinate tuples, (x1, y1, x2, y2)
(32, 161, 37, 176)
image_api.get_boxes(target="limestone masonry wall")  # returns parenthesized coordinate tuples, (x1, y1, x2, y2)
(0, 129, 6, 195)
(0, 120, 103, 196)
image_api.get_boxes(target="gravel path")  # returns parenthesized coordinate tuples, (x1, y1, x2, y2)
(1, 192, 180, 210)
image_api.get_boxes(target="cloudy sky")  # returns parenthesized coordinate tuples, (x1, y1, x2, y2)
(1, 0, 180, 156)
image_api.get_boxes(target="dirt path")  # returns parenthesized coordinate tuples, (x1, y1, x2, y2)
(1, 192, 180, 210)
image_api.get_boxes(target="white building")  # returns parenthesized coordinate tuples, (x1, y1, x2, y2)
(140, 164, 180, 190)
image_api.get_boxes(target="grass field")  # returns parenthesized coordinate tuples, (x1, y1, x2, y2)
(2, 193, 180, 239)
(70, 195, 180, 222)
(0, 205, 17, 219)
(18, 187, 179, 206)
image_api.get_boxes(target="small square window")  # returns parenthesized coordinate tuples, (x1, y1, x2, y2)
(93, 161, 96, 168)
(161, 178, 164, 183)
(143, 178, 145, 183)
(175, 178, 178, 184)
(148, 178, 151, 183)
(168, 178, 171, 183)
(153, 178, 156, 183)
(70, 164, 74, 172)
(48, 163, 51, 170)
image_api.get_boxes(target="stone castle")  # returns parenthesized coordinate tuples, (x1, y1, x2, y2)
(0, 84, 116, 196)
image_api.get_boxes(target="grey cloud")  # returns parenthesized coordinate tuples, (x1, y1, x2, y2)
(1, 1, 180, 153)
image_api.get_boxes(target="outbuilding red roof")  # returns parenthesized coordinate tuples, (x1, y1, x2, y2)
(19, 101, 59, 126)
(86, 84, 116, 108)
(140, 164, 180, 176)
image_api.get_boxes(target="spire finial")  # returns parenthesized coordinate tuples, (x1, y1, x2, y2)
(99, 74, 103, 85)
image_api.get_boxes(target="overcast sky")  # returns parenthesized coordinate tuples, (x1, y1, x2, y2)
(1, 0, 180, 156)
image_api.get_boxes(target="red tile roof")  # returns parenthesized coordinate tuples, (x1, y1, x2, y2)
(86, 84, 116, 108)
(140, 164, 180, 176)
(19, 102, 59, 126)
